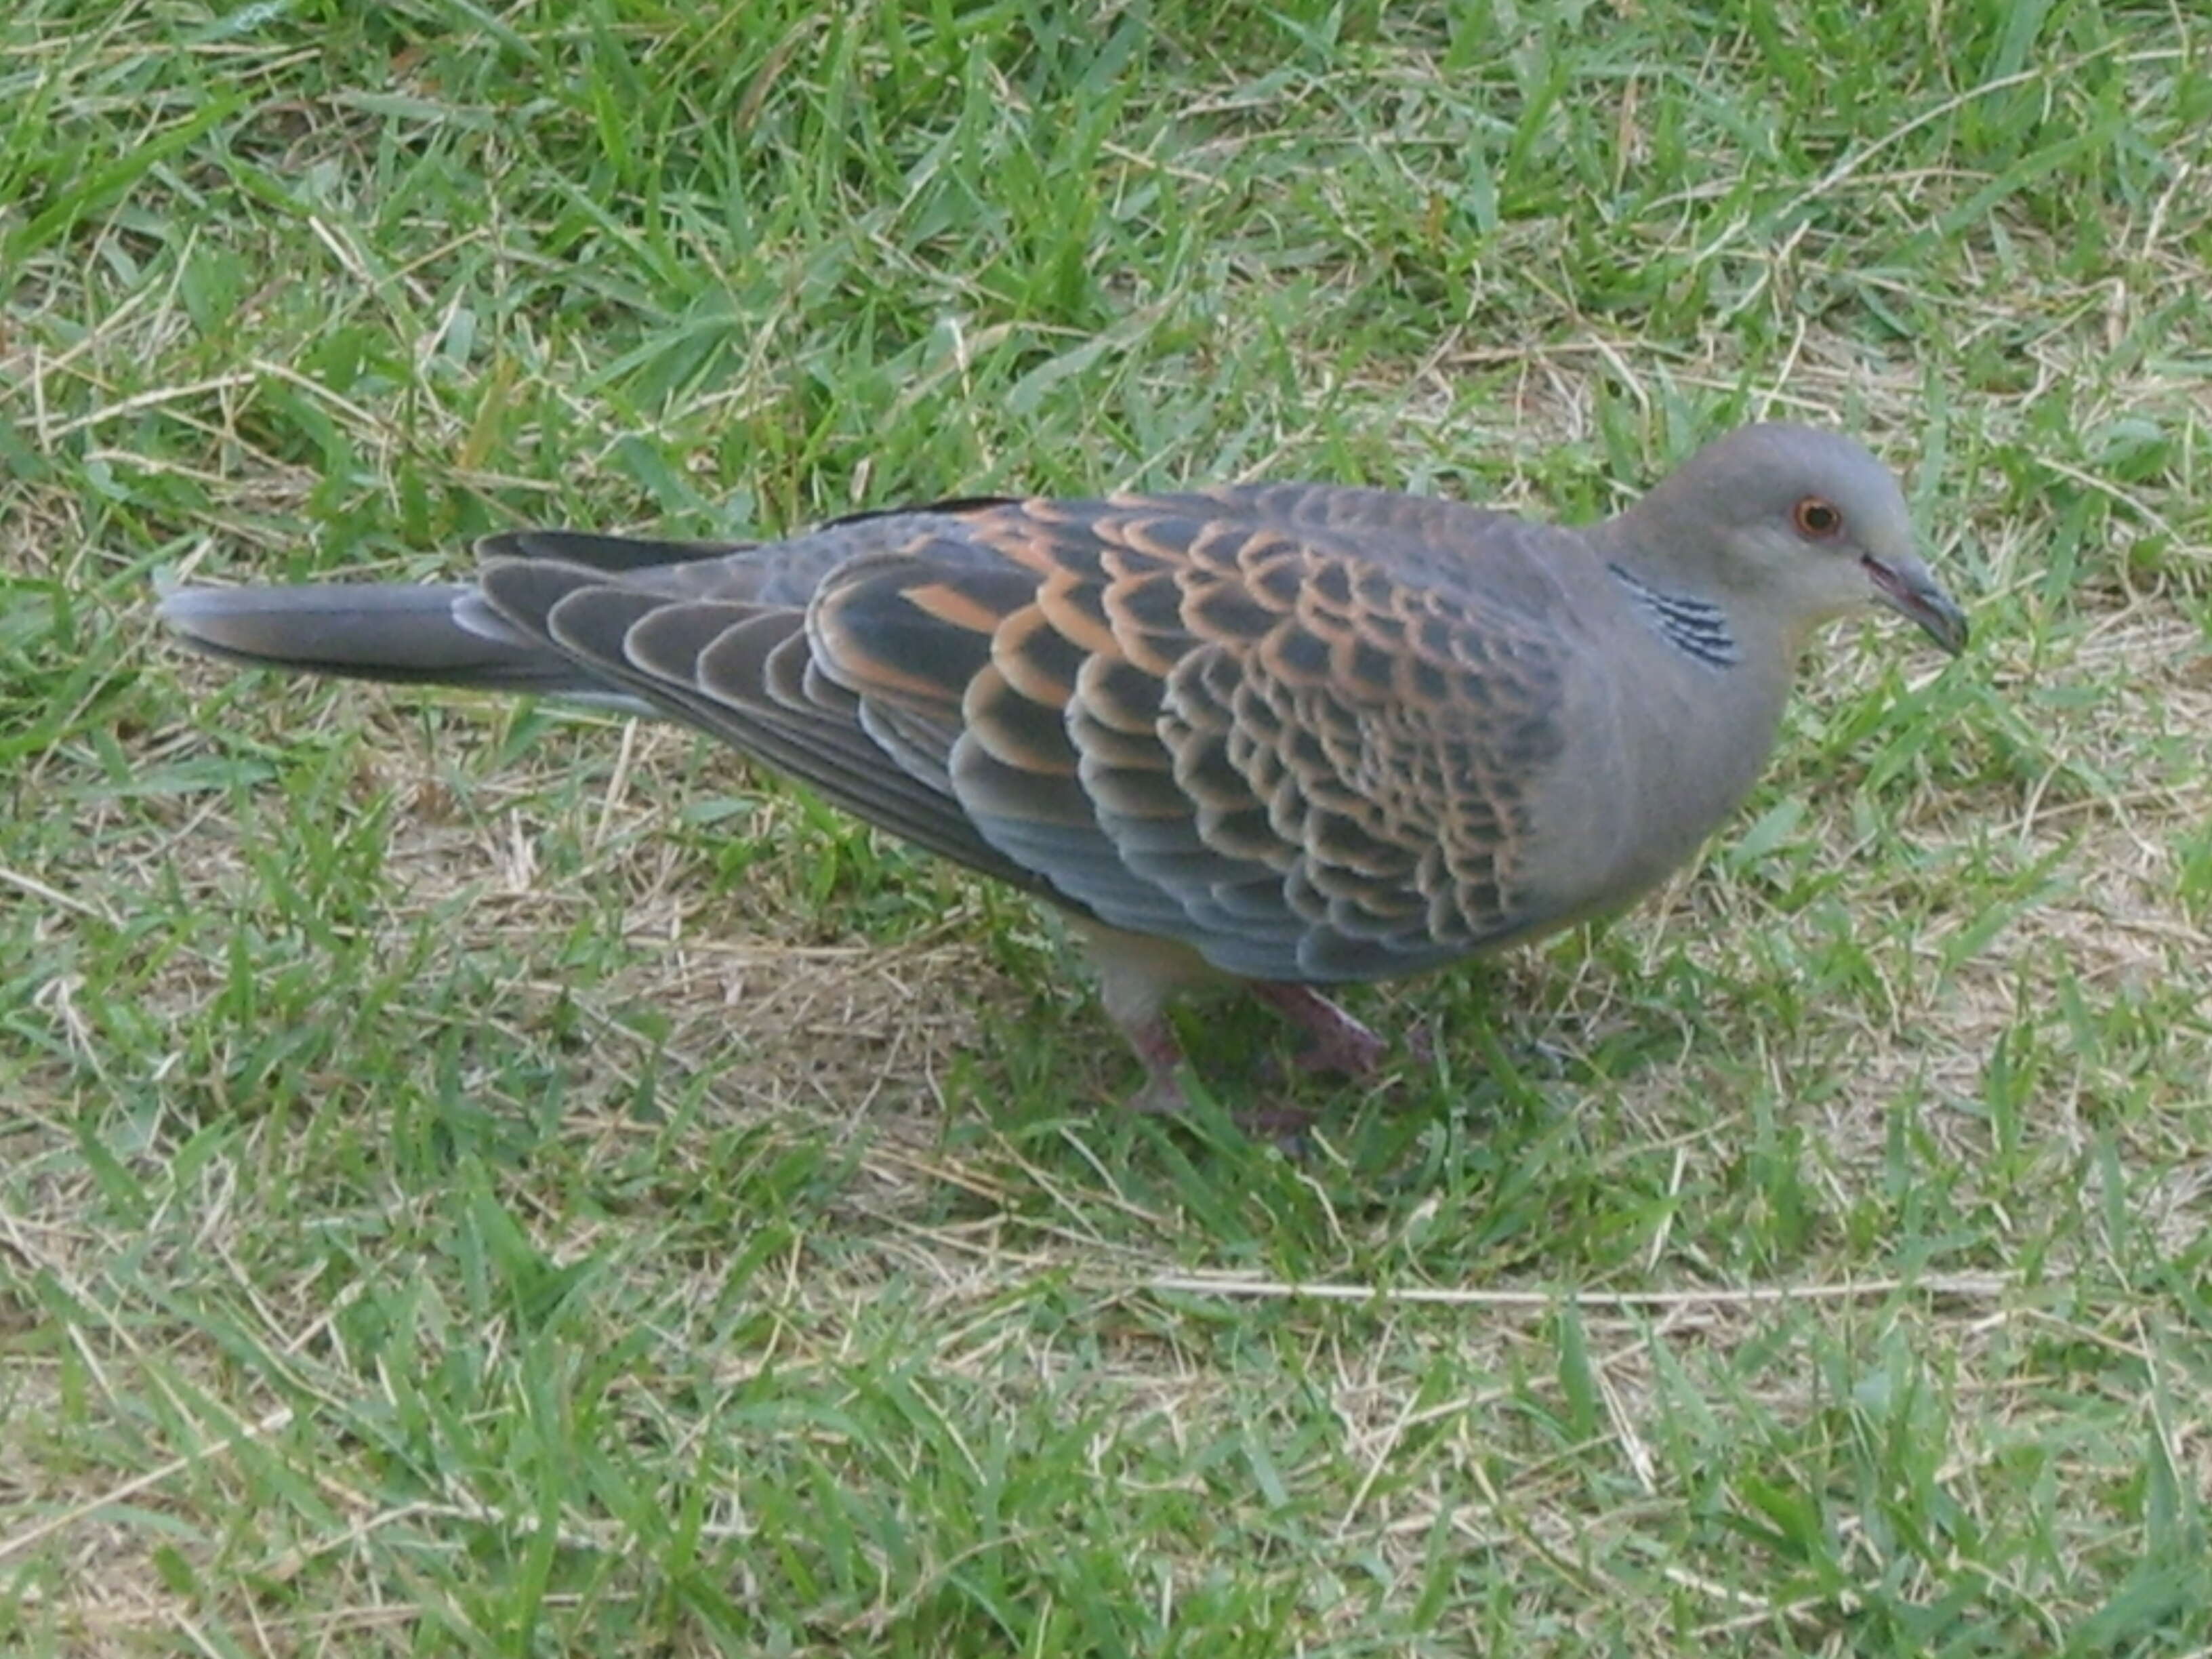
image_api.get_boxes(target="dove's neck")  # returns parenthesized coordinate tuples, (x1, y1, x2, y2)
(1603, 561, 1740, 669)
(1590, 512, 1802, 684)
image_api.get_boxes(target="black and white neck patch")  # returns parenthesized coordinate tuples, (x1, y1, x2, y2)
(1607, 564, 1740, 669)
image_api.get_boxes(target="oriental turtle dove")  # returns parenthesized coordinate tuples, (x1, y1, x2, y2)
(160, 423, 1967, 1113)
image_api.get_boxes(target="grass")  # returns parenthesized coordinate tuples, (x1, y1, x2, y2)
(3, 0, 2209, 1651)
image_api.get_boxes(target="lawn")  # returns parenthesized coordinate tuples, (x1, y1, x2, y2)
(3, 0, 2209, 1653)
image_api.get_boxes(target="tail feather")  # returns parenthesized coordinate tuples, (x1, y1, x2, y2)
(473, 529, 753, 572)
(156, 580, 609, 698)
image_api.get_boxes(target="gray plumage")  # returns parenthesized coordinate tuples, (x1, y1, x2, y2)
(159, 423, 1967, 1111)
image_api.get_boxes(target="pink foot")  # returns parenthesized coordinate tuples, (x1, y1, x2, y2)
(1122, 1013, 1193, 1114)
(1252, 983, 1389, 1078)
(1114, 1012, 1313, 1140)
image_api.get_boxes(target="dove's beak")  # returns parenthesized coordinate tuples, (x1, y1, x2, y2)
(1864, 554, 1968, 656)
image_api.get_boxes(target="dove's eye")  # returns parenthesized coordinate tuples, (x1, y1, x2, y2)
(1793, 497, 1843, 539)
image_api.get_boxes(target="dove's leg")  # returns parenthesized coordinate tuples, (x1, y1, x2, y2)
(1078, 925, 1369, 1128)
(1252, 983, 1389, 1077)
(1078, 922, 1214, 1113)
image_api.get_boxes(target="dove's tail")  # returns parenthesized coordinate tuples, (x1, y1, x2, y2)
(157, 530, 764, 705)
(157, 580, 609, 699)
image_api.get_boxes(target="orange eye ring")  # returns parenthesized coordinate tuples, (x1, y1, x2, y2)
(1793, 497, 1844, 539)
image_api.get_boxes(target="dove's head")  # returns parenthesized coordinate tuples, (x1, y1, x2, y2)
(1635, 423, 1968, 655)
